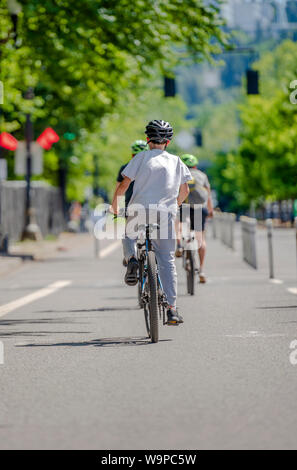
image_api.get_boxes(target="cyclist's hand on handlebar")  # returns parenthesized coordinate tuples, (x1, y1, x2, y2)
(109, 206, 126, 219)
(108, 205, 116, 215)
(116, 208, 127, 218)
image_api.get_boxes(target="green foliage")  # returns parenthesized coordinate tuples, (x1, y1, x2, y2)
(211, 40, 297, 211)
(0, 0, 227, 200)
(68, 83, 191, 201)
(192, 89, 241, 161)
(210, 151, 247, 212)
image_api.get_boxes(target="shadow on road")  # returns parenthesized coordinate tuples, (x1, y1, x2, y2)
(0, 331, 90, 337)
(0, 318, 75, 326)
(35, 306, 139, 314)
(16, 336, 172, 348)
(0, 318, 90, 338)
(257, 305, 297, 310)
(104, 296, 138, 301)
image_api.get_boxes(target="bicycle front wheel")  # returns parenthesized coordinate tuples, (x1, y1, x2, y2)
(138, 258, 144, 309)
(147, 251, 159, 343)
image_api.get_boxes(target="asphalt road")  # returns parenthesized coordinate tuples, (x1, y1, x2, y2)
(0, 226, 297, 450)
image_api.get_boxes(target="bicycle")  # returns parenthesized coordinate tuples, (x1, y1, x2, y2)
(180, 219, 199, 296)
(137, 223, 169, 344)
(111, 210, 168, 344)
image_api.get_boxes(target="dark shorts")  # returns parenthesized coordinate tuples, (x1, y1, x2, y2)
(179, 206, 208, 232)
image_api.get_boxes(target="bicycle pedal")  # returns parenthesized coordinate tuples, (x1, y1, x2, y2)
(165, 321, 180, 326)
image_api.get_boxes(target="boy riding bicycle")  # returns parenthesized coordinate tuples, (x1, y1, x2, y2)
(176, 154, 213, 283)
(115, 140, 148, 266)
(110, 120, 191, 325)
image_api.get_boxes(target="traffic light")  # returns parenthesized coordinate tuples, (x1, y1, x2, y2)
(194, 128, 203, 147)
(164, 77, 176, 97)
(246, 69, 259, 95)
(64, 132, 76, 141)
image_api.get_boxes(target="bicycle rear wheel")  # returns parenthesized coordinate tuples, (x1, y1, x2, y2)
(138, 258, 144, 309)
(186, 250, 195, 296)
(147, 251, 159, 343)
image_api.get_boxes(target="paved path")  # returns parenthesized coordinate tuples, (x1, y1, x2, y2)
(0, 227, 297, 449)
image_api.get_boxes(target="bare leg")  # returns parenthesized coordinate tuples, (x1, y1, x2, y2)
(198, 231, 207, 282)
(175, 218, 182, 246)
(175, 218, 183, 257)
(195, 231, 203, 250)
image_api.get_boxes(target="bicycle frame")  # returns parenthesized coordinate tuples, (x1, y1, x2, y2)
(137, 225, 168, 326)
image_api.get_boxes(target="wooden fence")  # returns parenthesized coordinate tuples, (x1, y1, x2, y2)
(0, 181, 65, 243)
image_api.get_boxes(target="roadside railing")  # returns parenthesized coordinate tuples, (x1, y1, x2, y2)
(240, 216, 257, 269)
(213, 212, 236, 250)
(0, 181, 65, 244)
(214, 212, 297, 280)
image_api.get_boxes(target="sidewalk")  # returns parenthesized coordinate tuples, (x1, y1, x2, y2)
(0, 232, 97, 278)
(9, 232, 92, 261)
(0, 231, 120, 279)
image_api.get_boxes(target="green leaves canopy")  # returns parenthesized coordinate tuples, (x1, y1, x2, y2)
(1, 0, 227, 199)
(1, 0, 227, 135)
(211, 40, 297, 211)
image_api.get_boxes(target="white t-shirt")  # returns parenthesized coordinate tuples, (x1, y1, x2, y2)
(122, 149, 191, 215)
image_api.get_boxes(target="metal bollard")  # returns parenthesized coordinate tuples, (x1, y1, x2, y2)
(229, 213, 236, 250)
(266, 219, 274, 279)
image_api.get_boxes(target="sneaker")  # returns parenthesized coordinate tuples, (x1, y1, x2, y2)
(167, 307, 184, 325)
(199, 272, 207, 283)
(122, 258, 128, 267)
(124, 257, 139, 286)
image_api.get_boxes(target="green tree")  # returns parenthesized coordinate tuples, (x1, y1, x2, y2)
(1, 0, 227, 136)
(67, 83, 191, 201)
(211, 40, 297, 212)
(1, 0, 227, 200)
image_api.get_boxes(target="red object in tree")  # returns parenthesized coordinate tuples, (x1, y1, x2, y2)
(37, 127, 60, 150)
(36, 133, 52, 150)
(0, 132, 18, 151)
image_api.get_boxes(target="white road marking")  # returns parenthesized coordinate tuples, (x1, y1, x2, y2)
(225, 330, 287, 339)
(270, 279, 284, 285)
(287, 288, 297, 295)
(0, 280, 72, 318)
(99, 240, 121, 259)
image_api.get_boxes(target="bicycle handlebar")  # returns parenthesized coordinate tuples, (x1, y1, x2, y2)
(112, 208, 127, 219)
